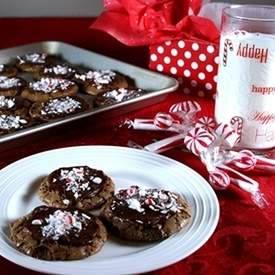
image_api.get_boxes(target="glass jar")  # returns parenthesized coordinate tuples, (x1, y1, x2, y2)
(215, 5, 275, 149)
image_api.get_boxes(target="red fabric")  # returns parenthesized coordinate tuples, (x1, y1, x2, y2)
(91, 0, 220, 46)
(0, 18, 275, 275)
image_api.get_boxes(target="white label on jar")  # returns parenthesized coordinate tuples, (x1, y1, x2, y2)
(215, 31, 275, 149)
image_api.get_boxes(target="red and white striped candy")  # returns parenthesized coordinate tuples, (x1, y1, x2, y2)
(154, 112, 174, 129)
(230, 150, 257, 171)
(209, 169, 230, 190)
(184, 127, 215, 156)
(195, 116, 216, 132)
(215, 123, 240, 147)
(169, 101, 201, 114)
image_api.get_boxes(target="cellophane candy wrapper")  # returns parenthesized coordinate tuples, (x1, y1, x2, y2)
(124, 100, 275, 208)
(91, 1, 226, 98)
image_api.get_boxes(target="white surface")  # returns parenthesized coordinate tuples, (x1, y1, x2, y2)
(0, 146, 219, 275)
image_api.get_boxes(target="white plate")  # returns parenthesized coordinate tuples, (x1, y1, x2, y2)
(0, 146, 219, 275)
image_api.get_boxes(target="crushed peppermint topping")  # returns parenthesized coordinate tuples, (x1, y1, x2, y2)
(44, 64, 75, 75)
(0, 96, 15, 109)
(40, 97, 82, 115)
(0, 65, 4, 72)
(75, 69, 116, 88)
(17, 53, 47, 64)
(57, 167, 103, 199)
(29, 78, 74, 93)
(114, 186, 183, 214)
(32, 209, 91, 240)
(0, 76, 22, 89)
(101, 88, 143, 102)
(0, 114, 27, 130)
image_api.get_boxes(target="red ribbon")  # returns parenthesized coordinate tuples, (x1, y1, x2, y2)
(91, 0, 220, 46)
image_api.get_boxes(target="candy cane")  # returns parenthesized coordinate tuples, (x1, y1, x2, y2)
(230, 116, 243, 143)
(223, 39, 233, 66)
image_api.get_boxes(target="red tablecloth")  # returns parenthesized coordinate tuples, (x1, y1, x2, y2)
(0, 18, 275, 275)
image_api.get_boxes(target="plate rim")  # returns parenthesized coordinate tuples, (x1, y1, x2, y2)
(0, 145, 220, 274)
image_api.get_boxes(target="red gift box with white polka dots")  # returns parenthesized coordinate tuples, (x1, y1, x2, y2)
(149, 39, 219, 98)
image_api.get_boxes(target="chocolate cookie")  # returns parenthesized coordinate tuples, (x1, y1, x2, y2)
(21, 78, 78, 102)
(101, 186, 191, 241)
(10, 205, 107, 260)
(74, 70, 128, 96)
(0, 113, 29, 135)
(15, 53, 54, 73)
(0, 95, 30, 117)
(94, 88, 145, 106)
(0, 76, 25, 96)
(0, 64, 18, 77)
(34, 64, 76, 80)
(29, 96, 89, 122)
(38, 166, 115, 210)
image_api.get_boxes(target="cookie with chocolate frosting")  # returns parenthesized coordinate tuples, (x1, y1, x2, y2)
(21, 78, 78, 102)
(0, 113, 30, 135)
(34, 64, 76, 80)
(29, 96, 89, 122)
(94, 87, 145, 106)
(10, 205, 107, 260)
(74, 69, 128, 96)
(15, 53, 56, 73)
(0, 76, 25, 97)
(0, 95, 31, 117)
(38, 166, 115, 210)
(0, 64, 18, 77)
(101, 186, 191, 241)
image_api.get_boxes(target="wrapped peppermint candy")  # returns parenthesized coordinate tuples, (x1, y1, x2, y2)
(184, 122, 270, 208)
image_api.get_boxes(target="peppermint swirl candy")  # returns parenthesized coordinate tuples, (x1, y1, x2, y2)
(184, 127, 215, 156)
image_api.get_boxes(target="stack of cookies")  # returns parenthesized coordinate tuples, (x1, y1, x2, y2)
(10, 165, 191, 261)
(0, 52, 146, 136)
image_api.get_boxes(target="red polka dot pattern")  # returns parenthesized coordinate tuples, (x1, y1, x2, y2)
(149, 39, 219, 98)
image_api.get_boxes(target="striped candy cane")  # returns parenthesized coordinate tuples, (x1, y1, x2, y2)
(230, 116, 243, 143)
(223, 39, 233, 66)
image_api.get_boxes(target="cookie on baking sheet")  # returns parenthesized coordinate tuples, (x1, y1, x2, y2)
(38, 166, 115, 210)
(9, 205, 107, 260)
(29, 96, 90, 122)
(101, 186, 191, 241)
(0, 64, 18, 77)
(0, 95, 31, 117)
(74, 69, 128, 96)
(0, 76, 25, 97)
(94, 87, 145, 106)
(0, 113, 30, 135)
(34, 64, 76, 80)
(15, 53, 57, 73)
(21, 78, 78, 102)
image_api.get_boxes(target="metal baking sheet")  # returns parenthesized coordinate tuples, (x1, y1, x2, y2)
(0, 41, 178, 145)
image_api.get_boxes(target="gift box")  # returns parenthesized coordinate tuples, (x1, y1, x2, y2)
(91, 0, 223, 99)
(149, 39, 219, 98)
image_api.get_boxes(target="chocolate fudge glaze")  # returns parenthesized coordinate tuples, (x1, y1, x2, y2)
(110, 186, 190, 227)
(23, 205, 99, 246)
(48, 166, 107, 204)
